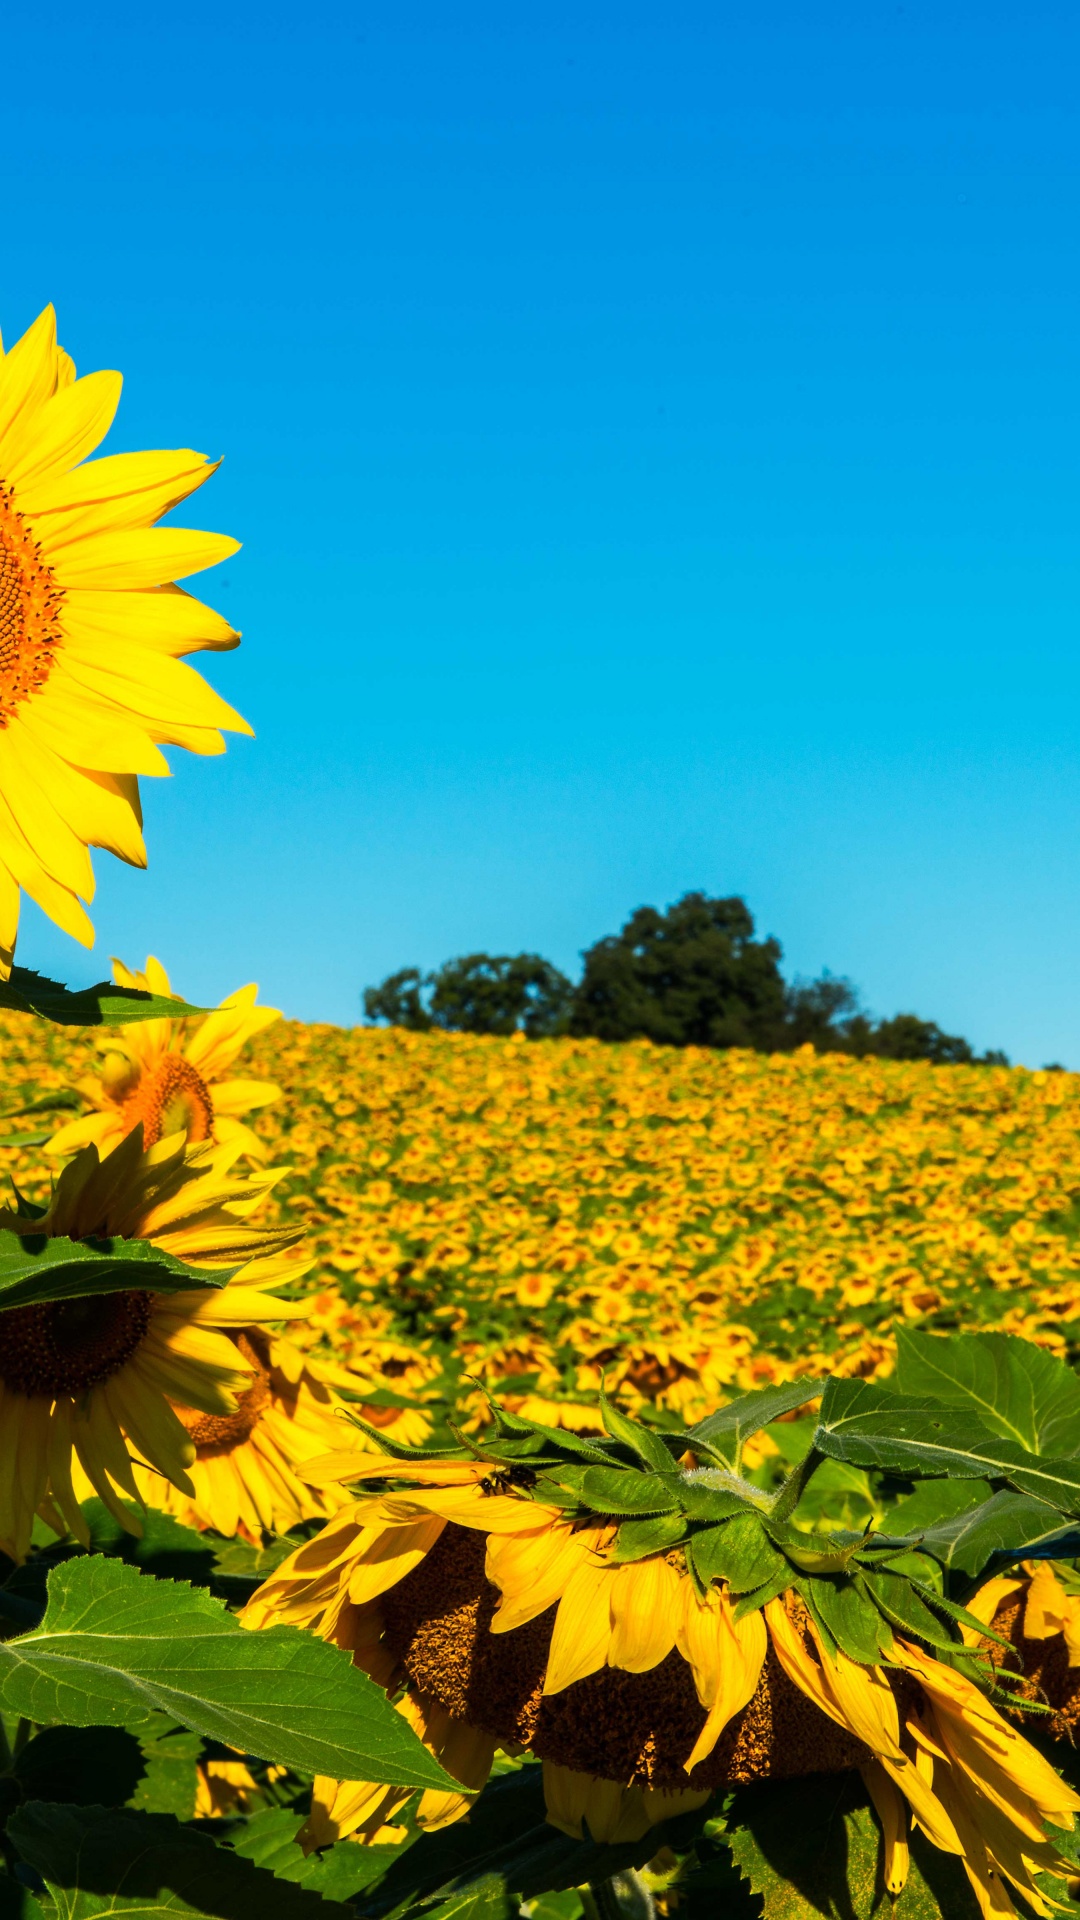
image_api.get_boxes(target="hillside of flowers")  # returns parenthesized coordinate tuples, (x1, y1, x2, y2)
(8, 1008, 1080, 1432)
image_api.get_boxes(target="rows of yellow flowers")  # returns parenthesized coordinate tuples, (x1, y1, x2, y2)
(6, 1009, 1080, 1433)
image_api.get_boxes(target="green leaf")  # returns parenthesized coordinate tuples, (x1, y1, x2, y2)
(0, 1233, 228, 1314)
(895, 1329, 1080, 1457)
(858, 1570, 967, 1654)
(0, 968, 208, 1028)
(599, 1387, 678, 1474)
(679, 1479, 761, 1523)
(687, 1513, 788, 1593)
(578, 1466, 682, 1515)
(796, 1578, 893, 1665)
(609, 1513, 689, 1562)
(418, 1880, 513, 1920)
(688, 1380, 826, 1470)
(126, 1717, 202, 1819)
(0, 1557, 454, 1792)
(5, 1803, 352, 1920)
(224, 1809, 402, 1901)
(724, 1771, 980, 1920)
(882, 1479, 992, 1536)
(893, 1488, 1080, 1579)
(815, 1378, 1080, 1514)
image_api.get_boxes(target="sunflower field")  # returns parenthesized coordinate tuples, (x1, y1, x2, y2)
(7, 305, 1080, 1920)
(8, 1011, 1080, 1435)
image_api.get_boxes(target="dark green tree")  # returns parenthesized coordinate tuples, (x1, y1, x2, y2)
(568, 892, 788, 1048)
(363, 954, 573, 1037)
(428, 952, 573, 1037)
(362, 967, 431, 1031)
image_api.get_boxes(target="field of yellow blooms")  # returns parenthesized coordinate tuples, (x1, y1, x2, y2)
(5, 1011, 1080, 1433)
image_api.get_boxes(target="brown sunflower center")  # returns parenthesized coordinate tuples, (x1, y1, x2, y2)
(0, 1291, 152, 1397)
(123, 1056, 214, 1149)
(0, 486, 63, 725)
(173, 1330, 272, 1454)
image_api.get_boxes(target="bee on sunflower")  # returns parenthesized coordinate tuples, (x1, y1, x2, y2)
(47, 955, 281, 1163)
(0, 306, 249, 975)
(244, 1390, 1080, 1917)
(0, 1124, 312, 1562)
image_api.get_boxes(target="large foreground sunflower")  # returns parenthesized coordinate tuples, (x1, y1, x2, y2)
(48, 955, 280, 1163)
(245, 1428, 1080, 1916)
(0, 1126, 309, 1562)
(0, 304, 248, 973)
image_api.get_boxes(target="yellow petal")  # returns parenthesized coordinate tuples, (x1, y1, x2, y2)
(544, 1560, 615, 1693)
(61, 584, 239, 656)
(0, 307, 58, 453)
(4, 370, 121, 491)
(18, 448, 215, 530)
(861, 1760, 910, 1895)
(608, 1555, 682, 1672)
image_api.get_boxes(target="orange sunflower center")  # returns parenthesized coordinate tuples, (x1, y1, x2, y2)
(0, 486, 64, 725)
(0, 1291, 152, 1397)
(174, 1331, 272, 1454)
(122, 1055, 215, 1149)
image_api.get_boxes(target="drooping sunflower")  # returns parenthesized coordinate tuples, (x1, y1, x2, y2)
(47, 956, 280, 1163)
(244, 1426, 1080, 1913)
(0, 305, 248, 973)
(967, 1560, 1080, 1738)
(0, 1126, 310, 1562)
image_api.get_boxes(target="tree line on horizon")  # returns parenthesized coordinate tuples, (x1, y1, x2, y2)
(362, 891, 1010, 1066)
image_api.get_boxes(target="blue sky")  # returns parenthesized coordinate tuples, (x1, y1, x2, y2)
(6, 2, 1080, 1063)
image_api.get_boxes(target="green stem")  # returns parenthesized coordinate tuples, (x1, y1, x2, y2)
(587, 1884, 625, 1920)
(769, 1445, 823, 1523)
(587, 1874, 656, 1920)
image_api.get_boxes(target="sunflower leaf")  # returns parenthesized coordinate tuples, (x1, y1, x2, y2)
(0, 1557, 455, 1792)
(895, 1328, 1080, 1458)
(598, 1386, 676, 1473)
(0, 968, 208, 1028)
(723, 1770, 980, 1920)
(688, 1380, 825, 1470)
(796, 1577, 893, 1665)
(609, 1512, 689, 1562)
(885, 1487, 1080, 1581)
(5, 1803, 354, 1920)
(858, 1569, 967, 1653)
(814, 1377, 1080, 1514)
(578, 1466, 682, 1515)
(0, 1231, 229, 1312)
(687, 1512, 788, 1593)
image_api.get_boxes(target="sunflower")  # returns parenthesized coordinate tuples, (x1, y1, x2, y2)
(0, 304, 248, 973)
(244, 1446, 1080, 1910)
(966, 1561, 1080, 1739)
(107, 1330, 364, 1544)
(0, 1126, 310, 1562)
(47, 955, 280, 1163)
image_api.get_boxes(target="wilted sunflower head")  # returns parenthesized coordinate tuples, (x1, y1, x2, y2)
(245, 1388, 1080, 1901)
(0, 1126, 310, 1561)
(0, 305, 249, 973)
(48, 955, 281, 1162)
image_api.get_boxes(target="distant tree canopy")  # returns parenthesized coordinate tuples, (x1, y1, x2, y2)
(362, 953, 572, 1038)
(568, 893, 787, 1050)
(362, 892, 1008, 1064)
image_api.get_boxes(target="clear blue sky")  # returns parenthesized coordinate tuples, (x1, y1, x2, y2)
(6, 2, 1080, 1064)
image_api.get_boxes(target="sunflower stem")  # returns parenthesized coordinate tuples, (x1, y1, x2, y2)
(587, 1874, 655, 1920)
(768, 1445, 823, 1523)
